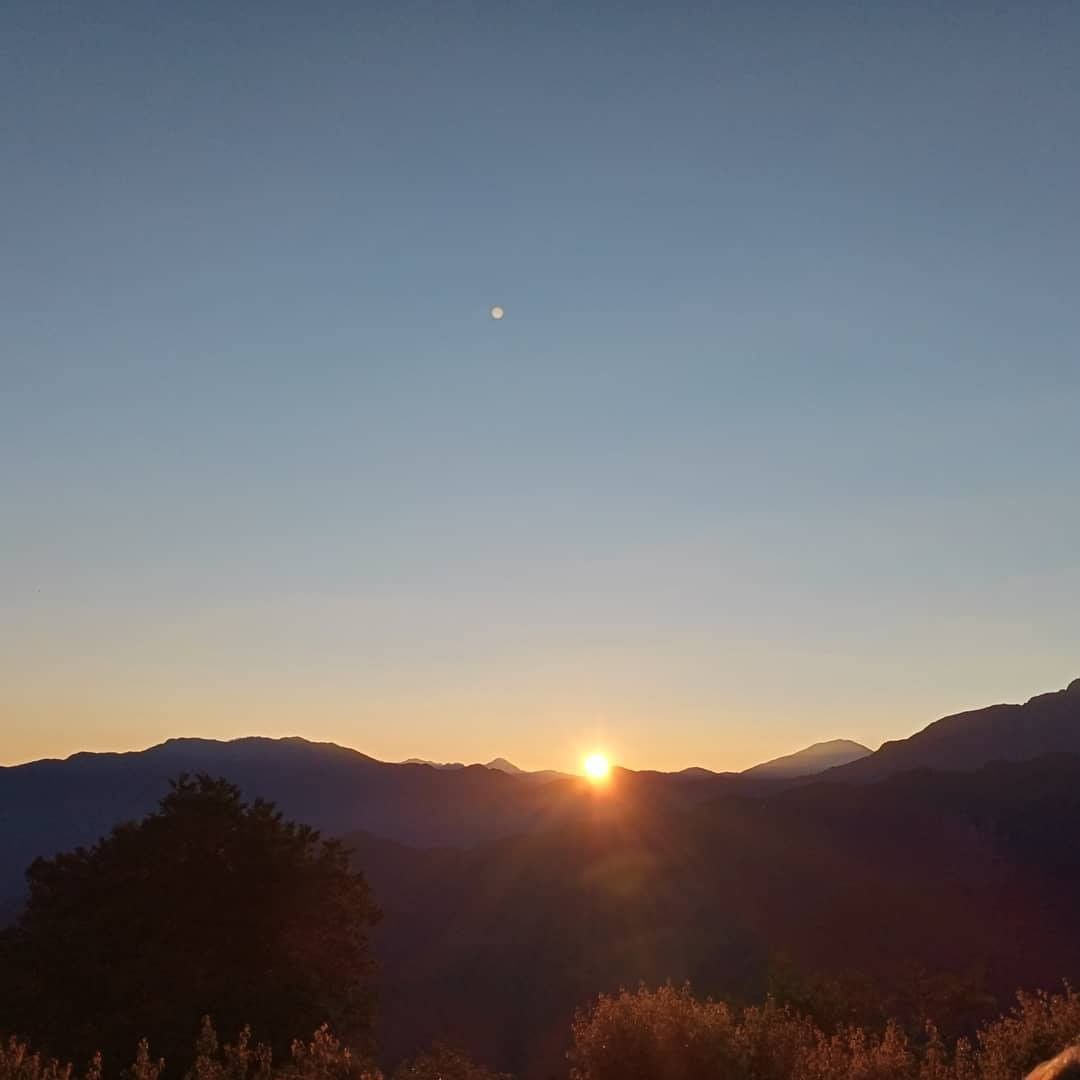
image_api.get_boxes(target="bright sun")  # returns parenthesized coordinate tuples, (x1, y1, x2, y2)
(583, 753, 611, 781)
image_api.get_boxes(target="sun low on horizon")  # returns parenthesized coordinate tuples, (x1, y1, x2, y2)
(583, 752, 611, 782)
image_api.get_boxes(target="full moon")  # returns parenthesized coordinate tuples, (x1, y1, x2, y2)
(489, 305, 505, 320)
(583, 753, 611, 782)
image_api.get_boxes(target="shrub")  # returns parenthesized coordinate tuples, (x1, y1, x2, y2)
(568, 984, 742, 1080)
(392, 1043, 510, 1080)
(969, 987, 1080, 1080)
(569, 982, 1080, 1080)
(1, 1024, 504, 1080)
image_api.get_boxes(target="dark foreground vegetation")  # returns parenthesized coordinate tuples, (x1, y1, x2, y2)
(3, 775, 1080, 1080)
(0, 777, 380, 1071)
(5, 983, 1080, 1080)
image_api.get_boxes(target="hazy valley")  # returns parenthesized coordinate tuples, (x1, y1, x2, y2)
(4, 679, 1080, 1076)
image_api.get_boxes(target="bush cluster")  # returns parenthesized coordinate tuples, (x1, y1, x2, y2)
(567, 982, 1080, 1080)
(4, 983, 1080, 1080)
(0, 1021, 507, 1080)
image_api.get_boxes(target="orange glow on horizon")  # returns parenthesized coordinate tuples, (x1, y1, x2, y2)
(583, 753, 611, 782)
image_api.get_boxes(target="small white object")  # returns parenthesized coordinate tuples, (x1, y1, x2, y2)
(490, 305, 505, 320)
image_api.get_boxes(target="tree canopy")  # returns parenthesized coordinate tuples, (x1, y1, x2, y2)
(0, 775, 380, 1073)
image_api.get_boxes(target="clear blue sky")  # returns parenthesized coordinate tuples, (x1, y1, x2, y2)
(3, 1, 1078, 771)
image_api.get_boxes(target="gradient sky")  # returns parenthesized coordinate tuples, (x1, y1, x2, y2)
(3, 1, 1079, 772)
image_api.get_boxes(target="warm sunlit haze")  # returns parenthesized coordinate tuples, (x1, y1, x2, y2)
(3, 667, 1077, 773)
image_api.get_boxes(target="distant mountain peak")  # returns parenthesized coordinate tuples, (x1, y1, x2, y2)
(483, 757, 524, 774)
(400, 757, 525, 773)
(742, 738, 872, 779)
(822, 678, 1080, 783)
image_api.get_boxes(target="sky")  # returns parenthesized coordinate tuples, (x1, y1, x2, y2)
(2, 1, 1079, 773)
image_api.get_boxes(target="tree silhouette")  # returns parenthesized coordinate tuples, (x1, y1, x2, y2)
(0, 775, 380, 1073)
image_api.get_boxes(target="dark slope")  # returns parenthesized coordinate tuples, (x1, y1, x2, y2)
(349, 754, 1080, 1078)
(821, 678, 1080, 783)
(0, 737, 574, 905)
(0, 738, 764, 911)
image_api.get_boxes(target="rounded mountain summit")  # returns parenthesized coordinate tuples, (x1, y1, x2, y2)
(741, 739, 872, 780)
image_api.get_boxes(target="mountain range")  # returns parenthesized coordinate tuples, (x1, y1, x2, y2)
(399, 742, 874, 781)
(3, 678, 1080, 1075)
(399, 757, 569, 783)
(2, 679, 1078, 912)
(818, 678, 1080, 782)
